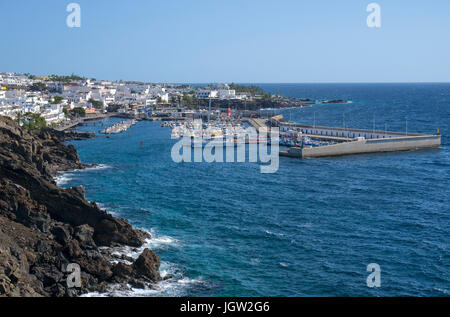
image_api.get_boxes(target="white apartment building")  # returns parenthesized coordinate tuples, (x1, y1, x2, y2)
(217, 89, 236, 100)
(145, 99, 157, 106)
(41, 104, 65, 124)
(22, 103, 41, 114)
(197, 90, 218, 99)
(0, 101, 20, 117)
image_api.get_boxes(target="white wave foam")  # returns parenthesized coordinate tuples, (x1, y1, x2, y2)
(81, 261, 206, 297)
(264, 230, 285, 237)
(297, 222, 313, 228)
(95, 202, 120, 217)
(71, 164, 112, 173)
(54, 164, 111, 186)
(107, 228, 179, 263)
(83, 164, 112, 171)
(54, 173, 74, 186)
(146, 235, 178, 250)
(96, 202, 106, 209)
(250, 258, 260, 265)
(434, 288, 449, 295)
(80, 229, 206, 297)
(146, 228, 179, 249)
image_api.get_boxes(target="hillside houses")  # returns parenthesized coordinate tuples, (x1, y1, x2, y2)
(0, 73, 256, 125)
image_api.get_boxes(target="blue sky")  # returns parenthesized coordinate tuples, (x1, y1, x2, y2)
(0, 0, 449, 83)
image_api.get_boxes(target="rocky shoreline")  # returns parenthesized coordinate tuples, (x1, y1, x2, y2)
(0, 116, 162, 297)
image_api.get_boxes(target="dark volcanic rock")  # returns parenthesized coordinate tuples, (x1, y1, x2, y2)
(39, 128, 95, 142)
(74, 224, 96, 249)
(133, 249, 161, 282)
(111, 248, 162, 284)
(65, 240, 82, 258)
(0, 115, 160, 297)
(51, 225, 71, 245)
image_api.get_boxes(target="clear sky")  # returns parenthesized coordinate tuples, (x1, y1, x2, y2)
(0, 0, 449, 83)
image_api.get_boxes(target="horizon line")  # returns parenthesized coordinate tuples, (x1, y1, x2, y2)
(2, 72, 450, 85)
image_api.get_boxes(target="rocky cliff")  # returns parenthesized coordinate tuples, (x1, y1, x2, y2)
(0, 116, 161, 297)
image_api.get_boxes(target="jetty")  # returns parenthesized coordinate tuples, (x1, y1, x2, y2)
(100, 119, 137, 134)
(54, 113, 114, 131)
(270, 115, 442, 158)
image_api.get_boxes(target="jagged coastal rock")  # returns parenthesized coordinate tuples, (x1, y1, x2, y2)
(0, 116, 161, 297)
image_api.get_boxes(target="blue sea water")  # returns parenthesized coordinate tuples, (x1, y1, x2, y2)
(60, 84, 449, 296)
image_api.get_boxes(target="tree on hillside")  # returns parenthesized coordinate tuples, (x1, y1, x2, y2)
(29, 82, 48, 92)
(49, 73, 85, 83)
(50, 96, 63, 104)
(17, 113, 47, 134)
(72, 107, 86, 117)
(89, 98, 103, 109)
(229, 83, 264, 96)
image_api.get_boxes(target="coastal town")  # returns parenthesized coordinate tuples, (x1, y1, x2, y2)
(0, 0, 447, 302)
(0, 72, 441, 159)
(0, 72, 315, 128)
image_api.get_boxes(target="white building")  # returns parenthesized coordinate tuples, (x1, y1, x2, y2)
(197, 90, 218, 99)
(41, 104, 65, 124)
(217, 89, 236, 100)
(0, 101, 20, 117)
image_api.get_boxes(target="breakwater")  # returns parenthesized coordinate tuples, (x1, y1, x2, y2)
(267, 114, 442, 158)
(100, 119, 137, 134)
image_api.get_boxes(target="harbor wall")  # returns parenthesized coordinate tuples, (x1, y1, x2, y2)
(280, 123, 421, 140)
(301, 135, 441, 158)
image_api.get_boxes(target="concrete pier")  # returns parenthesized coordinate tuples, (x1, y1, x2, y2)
(100, 119, 137, 134)
(280, 134, 441, 158)
(55, 113, 113, 131)
(272, 114, 441, 158)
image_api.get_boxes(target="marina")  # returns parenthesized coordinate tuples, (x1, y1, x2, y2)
(165, 118, 271, 146)
(163, 112, 442, 158)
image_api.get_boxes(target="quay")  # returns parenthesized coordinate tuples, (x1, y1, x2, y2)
(54, 113, 114, 131)
(247, 118, 269, 130)
(271, 116, 442, 158)
(100, 119, 137, 134)
(55, 113, 185, 132)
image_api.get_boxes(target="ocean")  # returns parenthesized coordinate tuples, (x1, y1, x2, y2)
(58, 83, 449, 296)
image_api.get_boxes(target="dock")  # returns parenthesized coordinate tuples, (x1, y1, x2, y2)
(273, 115, 442, 158)
(100, 119, 137, 134)
(246, 118, 269, 131)
(280, 134, 441, 158)
(54, 113, 113, 131)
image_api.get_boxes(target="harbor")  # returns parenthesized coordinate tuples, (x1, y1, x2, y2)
(40, 88, 450, 297)
(66, 107, 443, 159)
(160, 109, 442, 157)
